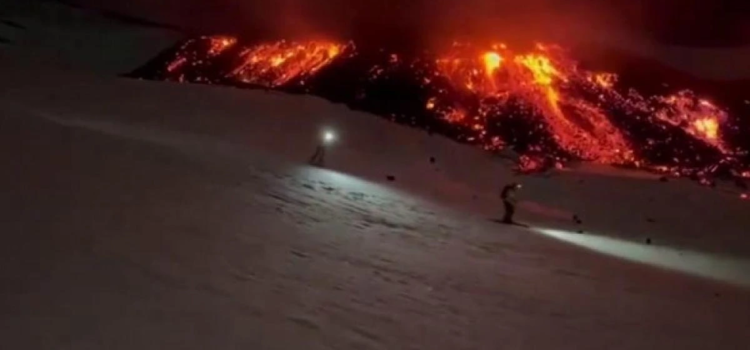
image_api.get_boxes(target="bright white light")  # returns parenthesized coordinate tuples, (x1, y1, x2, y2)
(323, 130, 336, 143)
(534, 227, 750, 287)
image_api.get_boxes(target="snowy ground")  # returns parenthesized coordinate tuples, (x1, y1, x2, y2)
(2, 1, 750, 349)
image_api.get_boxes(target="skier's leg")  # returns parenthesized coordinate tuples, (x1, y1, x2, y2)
(309, 147, 322, 165)
(503, 201, 513, 223)
(507, 203, 516, 223)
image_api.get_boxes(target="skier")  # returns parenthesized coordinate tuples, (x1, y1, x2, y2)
(309, 143, 327, 167)
(309, 130, 335, 167)
(501, 182, 522, 224)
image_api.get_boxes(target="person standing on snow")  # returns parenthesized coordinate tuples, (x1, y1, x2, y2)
(309, 130, 335, 167)
(309, 143, 327, 167)
(501, 182, 522, 224)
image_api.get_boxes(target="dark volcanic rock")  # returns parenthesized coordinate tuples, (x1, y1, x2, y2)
(572, 214, 582, 224)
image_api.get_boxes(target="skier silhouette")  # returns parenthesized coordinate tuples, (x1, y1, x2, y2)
(309, 143, 327, 167)
(309, 131, 335, 167)
(501, 182, 522, 224)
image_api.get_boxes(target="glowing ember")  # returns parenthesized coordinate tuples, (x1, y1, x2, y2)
(481, 52, 503, 77)
(444, 108, 467, 123)
(587, 72, 617, 88)
(132, 35, 750, 180)
(425, 97, 437, 110)
(208, 36, 237, 56)
(694, 117, 719, 140)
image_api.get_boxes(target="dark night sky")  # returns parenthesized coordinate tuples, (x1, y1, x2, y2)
(64, 0, 749, 48)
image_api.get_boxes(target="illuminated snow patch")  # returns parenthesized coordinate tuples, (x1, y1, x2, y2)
(535, 228, 750, 287)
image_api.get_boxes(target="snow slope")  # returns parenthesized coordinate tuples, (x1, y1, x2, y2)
(1, 2, 750, 349)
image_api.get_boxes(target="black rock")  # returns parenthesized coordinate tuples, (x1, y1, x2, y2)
(577, 230, 584, 234)
(646, 217, 656, 223)
(646, 238, 652, 245)
(386, 175, 396, 181)
(659, 176, 669, 182)
(572, 214, 582, 224)
(429, 157, 436, 164)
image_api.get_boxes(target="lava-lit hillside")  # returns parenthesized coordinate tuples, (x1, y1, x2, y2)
(129, 36, 750, 181)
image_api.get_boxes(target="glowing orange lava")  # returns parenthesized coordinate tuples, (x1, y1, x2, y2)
(654, 91, 729, 152)
(228, 40, 347, 87)
(208, 36, 237, 56)
(482, 52, 503, 77)
(144, 35, 748, 179)
(429, 43, 634, 163)
(588, 72, 617, 88)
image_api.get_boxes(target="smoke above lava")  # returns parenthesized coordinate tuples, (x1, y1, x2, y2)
(130, 35, 750, 181)
(71, 0, 746, 48)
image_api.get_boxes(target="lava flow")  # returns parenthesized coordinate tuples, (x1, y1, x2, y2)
(130, 36, 750, 181)
(228, 40, 347, 87)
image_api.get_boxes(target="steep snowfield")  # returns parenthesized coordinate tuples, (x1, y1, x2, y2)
(1, 2, 750, 349)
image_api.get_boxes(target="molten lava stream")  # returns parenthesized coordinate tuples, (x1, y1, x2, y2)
(140, 36, 749, 179)
(227, 40, 347, 87)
